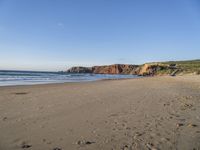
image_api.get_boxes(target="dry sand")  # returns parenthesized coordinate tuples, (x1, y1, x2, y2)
(0, 75, 200, 150)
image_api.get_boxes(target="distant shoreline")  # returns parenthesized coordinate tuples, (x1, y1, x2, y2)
(0, 74, 198, 88)
(0, 70, 139, 87)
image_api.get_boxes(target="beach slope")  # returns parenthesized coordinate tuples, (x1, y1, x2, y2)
(0, 75, 200, 150)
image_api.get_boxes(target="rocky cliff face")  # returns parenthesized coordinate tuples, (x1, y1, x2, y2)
(138, 63, 179, 76)
(66, 66, 92, 73)
(66, 63, 177, 76)
(92, 64, 139, 74)
(138, 64, 168, 76)
(66, 64, 139, 74)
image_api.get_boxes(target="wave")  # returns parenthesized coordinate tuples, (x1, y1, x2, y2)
(0, 71, 138, 86)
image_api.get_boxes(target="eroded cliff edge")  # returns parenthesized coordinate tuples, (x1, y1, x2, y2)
(66, 60, 200, 76)
(66, 64, 176, 76)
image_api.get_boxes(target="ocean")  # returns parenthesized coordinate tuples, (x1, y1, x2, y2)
(0, 70, 139, 86)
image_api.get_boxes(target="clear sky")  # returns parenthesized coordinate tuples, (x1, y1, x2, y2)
(0, 0, 200, 71)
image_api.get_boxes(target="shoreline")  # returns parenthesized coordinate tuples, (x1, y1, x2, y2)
(0, 74, 197, 88)
(0, 75, 143, 88)
(0, 71, 139, 87)
(0, 75, 200, 150)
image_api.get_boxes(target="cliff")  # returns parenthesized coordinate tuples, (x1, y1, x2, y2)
(66, 59, 200, 76)
(66, 64, 176, 75)
(138, 63, 172, 76)
(92, 64, 139, 74)
(66, 64, 139, 74)
(66, 66, 92, 73)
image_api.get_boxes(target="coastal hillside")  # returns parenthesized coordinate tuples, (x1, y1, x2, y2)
(92, 64, 139, 74)
(67, 64, 139, 75)
(160, 59, 200, 74)
(66, 59, 200, 76)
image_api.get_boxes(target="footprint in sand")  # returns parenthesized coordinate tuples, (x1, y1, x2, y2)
(2, 116, 7, 121)
(77, 140, 95, 146)
(13, 139, 32, 149)
(180, 103, 193, 110)
(176, 123, 184, 128)
(163, 102, 170, 106)
(146, 143, 158, 150)
(53, 147, 62, 150)
(43, 139, 52, 145)
(14, 92, 28, 95)
(121, 144, 132, 150)
(19, 141, 32, 149)
(187, 123, 198, 128)
(109, 113, 119, 117)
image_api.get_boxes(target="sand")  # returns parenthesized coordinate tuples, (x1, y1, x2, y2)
(0, 75, 200, 150)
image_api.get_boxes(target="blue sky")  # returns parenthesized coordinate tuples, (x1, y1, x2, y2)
(0, 0, 200, 71)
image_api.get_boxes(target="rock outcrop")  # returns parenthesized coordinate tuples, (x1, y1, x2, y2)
(66, 64, 139, 74)
(138, 63, 179, 76)
(66, 66, 92, 73)
(66, 63, 178, 76)
(138, 64, 168, 76)
(92, 64, 139, 74)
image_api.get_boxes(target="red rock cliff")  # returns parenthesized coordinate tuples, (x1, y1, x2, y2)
(67, 64, 139, 74)
(66, 63, 175, 76)
(92, 64, 138, 74)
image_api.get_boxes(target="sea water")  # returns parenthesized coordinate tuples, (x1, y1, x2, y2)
(0, 70, 139, 86)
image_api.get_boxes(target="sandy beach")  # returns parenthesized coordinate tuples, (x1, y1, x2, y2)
(0, 75, 200, 150)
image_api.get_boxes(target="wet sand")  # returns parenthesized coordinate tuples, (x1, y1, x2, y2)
(0, 75, 200, 150)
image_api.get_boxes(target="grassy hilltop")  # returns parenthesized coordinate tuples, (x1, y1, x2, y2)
(150, 59, 200, 75)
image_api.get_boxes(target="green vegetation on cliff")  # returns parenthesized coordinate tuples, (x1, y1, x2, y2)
(159, 59, 200, 75)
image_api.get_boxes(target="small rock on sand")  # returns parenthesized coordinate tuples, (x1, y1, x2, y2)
(77, 140, 95, 146)
(188, 124, 198, 127)
(146, 143, 158, 150)
(176, 123, 184, 127)
(121, 145, 132, 150)
(20, 142, 32, 149)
